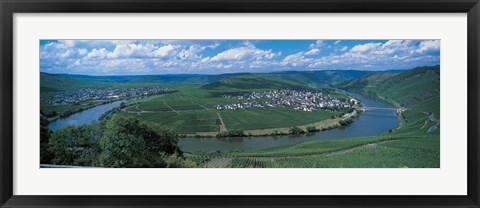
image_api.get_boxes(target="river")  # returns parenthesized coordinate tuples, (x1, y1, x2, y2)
(48, 100, 126, 130)
(48, 91, 398, 152)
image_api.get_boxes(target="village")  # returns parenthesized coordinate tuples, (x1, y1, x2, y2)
(215, 89, 357, 112)
(46, 87, 176, 105)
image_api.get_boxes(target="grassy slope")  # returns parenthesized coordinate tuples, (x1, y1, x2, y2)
(338, 65, 440, 110)
(57, 73, 249, 84)
(190, 66, 440, 168)
(300, 70, 372, 85)
(41, 72, 109, 91)
(201, 74, 320, 91)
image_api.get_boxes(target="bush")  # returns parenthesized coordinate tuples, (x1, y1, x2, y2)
(289, 126, 305, 135)
(216, 129, 246, 138)
(306, 126, 318, 132)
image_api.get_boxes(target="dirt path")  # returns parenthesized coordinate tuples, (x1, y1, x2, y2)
(163, 101, 180, 115)
(193, 102, 209, 110)
(217, 112, 227, 132)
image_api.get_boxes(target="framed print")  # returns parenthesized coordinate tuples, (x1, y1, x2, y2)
(1, 0, 479, 207)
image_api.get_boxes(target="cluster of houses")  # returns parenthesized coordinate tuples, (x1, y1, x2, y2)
(46, 87, 176, 105)
(216, 89, 356, 112)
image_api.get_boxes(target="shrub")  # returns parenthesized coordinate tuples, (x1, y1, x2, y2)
(289, 126, 305, 135)
(306, 126, 318, 132)
(217, 129, 246, 138)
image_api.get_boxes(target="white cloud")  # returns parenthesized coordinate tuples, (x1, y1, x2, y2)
(153, 45, 179, 57)
(416, 40, 440, 53)
(305, 48, 320, 56)
(350, 43, 382, 52)
(281, 52, 313, 67)
(335, 46, 348, 52)
(78, 49, 88, 56)
(309, 40, 325, 49)
(210, 47, 253, 61)
(208, 45, 278, 62)
(334, 40, 341, 45)
(87, 48, 108, 59)
(107, 44, 156, 59)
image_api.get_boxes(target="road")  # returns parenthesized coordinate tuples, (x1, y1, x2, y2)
(217, 112, 227, 132)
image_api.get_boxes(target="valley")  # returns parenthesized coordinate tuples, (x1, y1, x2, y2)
(40, 65, 440, 168)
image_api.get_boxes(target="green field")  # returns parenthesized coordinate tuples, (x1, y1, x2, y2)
(219, 107, 339, 130)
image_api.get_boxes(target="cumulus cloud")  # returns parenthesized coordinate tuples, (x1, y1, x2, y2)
(350, 42, 382, 52)
(40, 39, 440, 74)
(87, 48, 108, 59)
(309, 40, 325, 49)
(305, 48, 320, 56)
(153, 45, 180, 57)
(208, 45, 278, 62)
(416, 40, 440, 54)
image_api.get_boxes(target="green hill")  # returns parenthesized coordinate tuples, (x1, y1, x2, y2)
(56, 73, 248, 84)
(199, 70, 375, 91)
(201, 74, 320, 90)
(338, 65, 440, 108)
(56, 70, 371, 86)
(336, 72, 401, 90)
(299, 70, 372, 85)
(40, 72, 109, 91)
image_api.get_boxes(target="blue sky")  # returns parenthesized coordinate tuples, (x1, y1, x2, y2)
(40, 40, 440, 75)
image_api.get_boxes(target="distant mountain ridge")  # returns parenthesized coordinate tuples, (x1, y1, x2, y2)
(40, 72, 109, 91)
(52, 70, 372, 85)
(42, 67, 426, 94)
(55, 73, 248, 84)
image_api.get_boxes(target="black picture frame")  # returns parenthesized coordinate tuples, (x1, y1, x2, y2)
(1, 0, 479, 207)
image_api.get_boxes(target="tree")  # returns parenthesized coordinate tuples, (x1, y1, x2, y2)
(48, 125, 84, 165)
(40, 124, 53, 164)
(48, 122, 103, 166)
(46, 117, 189, 168)
(98, 117, 180, 168)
